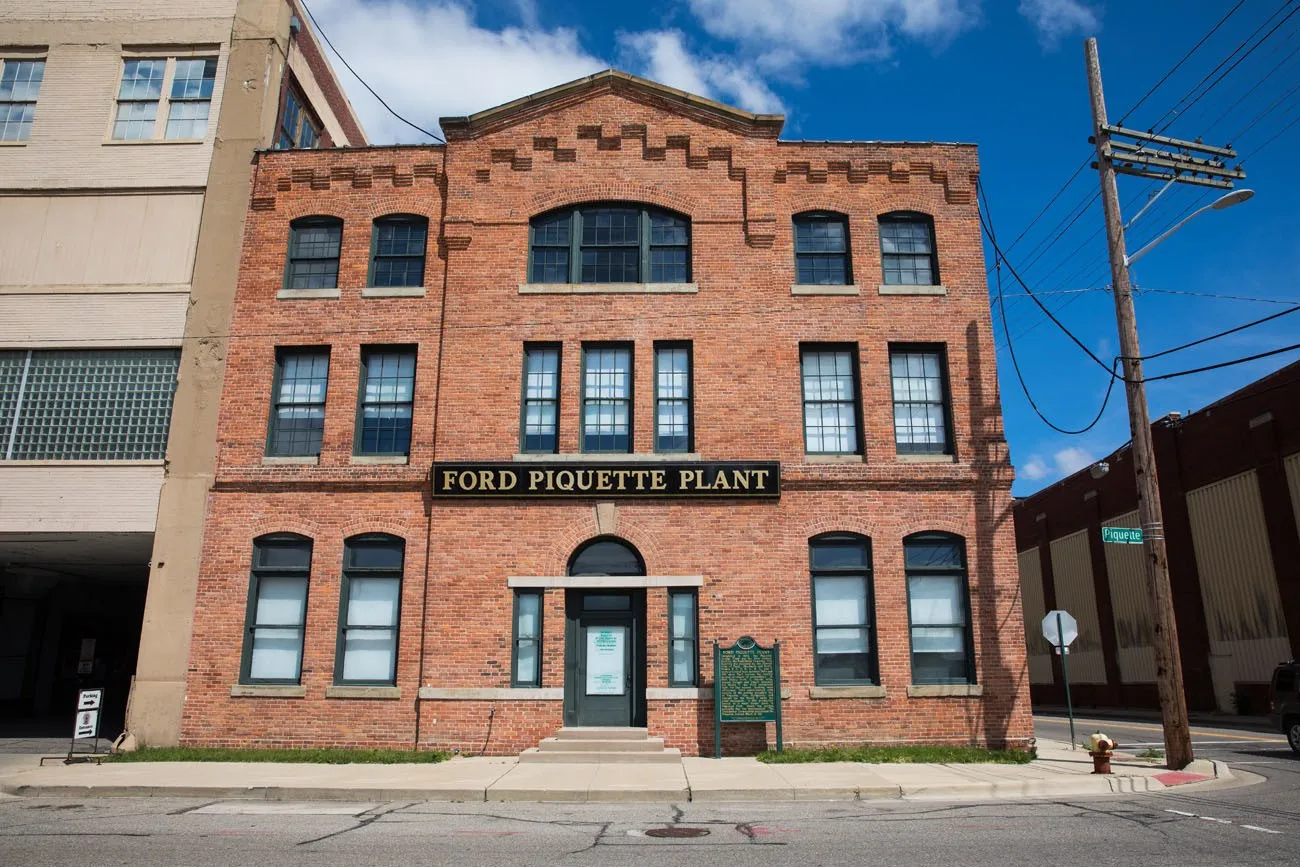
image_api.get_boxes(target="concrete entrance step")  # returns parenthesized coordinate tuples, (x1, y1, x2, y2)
(553, 727, 649, 741)
(536, 736, 666, 753)
(518, 747, 683, 764)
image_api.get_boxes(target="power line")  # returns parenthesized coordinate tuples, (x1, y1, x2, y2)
(1141, 304, 1300, 360)
(1141, 287, 1300, 305)
(297, 0, 446, 144)
(1145, 342, 1300, 381)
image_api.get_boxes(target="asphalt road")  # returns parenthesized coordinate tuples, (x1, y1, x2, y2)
(0, 714, 1295, 867)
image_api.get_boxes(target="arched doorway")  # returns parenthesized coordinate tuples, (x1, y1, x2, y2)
(564, 537, 646, 728)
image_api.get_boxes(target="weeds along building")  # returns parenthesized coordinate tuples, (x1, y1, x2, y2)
(182, 71, 1032, 755)
(0, 0, 363, 745)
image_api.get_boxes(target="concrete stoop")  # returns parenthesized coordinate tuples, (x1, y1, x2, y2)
(519, 727, 683, 764)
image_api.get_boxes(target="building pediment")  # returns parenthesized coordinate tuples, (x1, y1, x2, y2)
(439, 69, 784, 141)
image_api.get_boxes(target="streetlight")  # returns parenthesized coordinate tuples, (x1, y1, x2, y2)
(1125, 189, 1254, 266)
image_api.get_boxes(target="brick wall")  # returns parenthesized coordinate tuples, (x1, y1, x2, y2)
(181, 76, 1033, 755)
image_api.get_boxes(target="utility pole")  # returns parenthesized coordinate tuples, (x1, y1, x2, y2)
(1084, 37, 1245, 771)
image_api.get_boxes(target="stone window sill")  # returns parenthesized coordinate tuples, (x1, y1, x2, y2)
(0, 459, 165, 467)
(325, 685, 401, 700)
(896, 453, 957, 464)
(518, 282, 697, 295)
(512, 452, 701, 463)
(791, 284, 861, 296)
(230, 684, 306, 698)
(350, 454, 409, 465)
(878, 284, 947, 296)
(102, 138, 206, 146)
(906, 683, 982, 697)
(804, 454, 865, 464)
(809, 685, 887, 699)
(363, 286, 427, 298)
(262, 455, 319, 465)
(276, 288, 340, 300)
(418, 687, 563, 700)
(646, 686, 713, 700)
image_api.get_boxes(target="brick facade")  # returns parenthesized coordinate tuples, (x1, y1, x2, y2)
(180, 72, 1033, 755)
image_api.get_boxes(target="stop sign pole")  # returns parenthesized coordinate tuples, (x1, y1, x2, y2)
(1043, 610, 1078, 749)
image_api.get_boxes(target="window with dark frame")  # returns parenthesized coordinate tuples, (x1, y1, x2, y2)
(512, 590, 543, 687)
(800, 345, 860, 455)
(528, 205, 690, 284)
(879, 212, 939, 286)
(521, 344, 560, 453)
(793, 212, 850, 285)
(335, 535, 403, 686)
(370, 215, 427, 288)
(668, 590, 698, 687)
(284, 217, 342, 290)
(276, 84, 320, 149)
(356, 347, 415, 457)
(654, 343, 692, 453)
(810, 534, 876, 685)
(267, 348, 329, 457)
(240, 534, 311, 684)
(890, 345, 952, 455)
(0, 58, 46, 142)
(905, 532, 974, 685)
(581, 344, 632, 453)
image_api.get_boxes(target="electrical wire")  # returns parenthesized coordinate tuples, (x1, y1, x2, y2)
(1144, 342, 1300, 381)
(1142, 288, 1300, 305)
(1140, 305, 1300, 360)
(297, 0, 446, 144)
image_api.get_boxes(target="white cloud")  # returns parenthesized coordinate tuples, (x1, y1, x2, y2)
(617, 30, 786, 114)
(1018, 0, 1100, 49)
(307, 0, 606, 143)
(1053, 446, 1095, 475)
(686, 0, 980, 71)
(1020, 456, 1050, 480)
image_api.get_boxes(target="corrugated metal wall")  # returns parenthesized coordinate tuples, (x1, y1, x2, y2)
(1186, 470, 1291, 711)
(1102, 509, 1154, 683)
(1048, 530, 1106, 683)
(1018, 549, 1053, 684)
(1286, 451, 1300, 543)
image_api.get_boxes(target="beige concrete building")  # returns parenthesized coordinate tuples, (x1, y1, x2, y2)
(0, 0, 364, 744)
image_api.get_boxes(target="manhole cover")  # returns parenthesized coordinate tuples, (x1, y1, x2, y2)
(645, 827, 710, 839)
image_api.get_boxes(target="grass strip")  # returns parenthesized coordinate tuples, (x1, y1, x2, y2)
(106, 747, 448, 764)
(757, 745, 1036, 764)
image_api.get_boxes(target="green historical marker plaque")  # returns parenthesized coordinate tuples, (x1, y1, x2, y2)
(713, 636, 782, 757)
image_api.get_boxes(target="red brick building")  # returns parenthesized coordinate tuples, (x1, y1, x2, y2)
(179, 71, 1032, 756)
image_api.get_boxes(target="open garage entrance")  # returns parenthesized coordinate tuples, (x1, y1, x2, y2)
(0, 532, 150, 742)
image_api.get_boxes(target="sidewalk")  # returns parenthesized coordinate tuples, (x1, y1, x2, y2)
(0, 740, 1236, 804)
(1034, 706, 1274, 733)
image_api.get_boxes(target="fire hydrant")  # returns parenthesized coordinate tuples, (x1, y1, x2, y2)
(1087, 732, 1117, 774)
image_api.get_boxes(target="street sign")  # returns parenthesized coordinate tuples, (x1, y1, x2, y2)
(77, 689, 102, 711)
(1101, 526, 1144, 544)
(713, 636, 783, 758)
(1042, 610, 1078, 648)
(73, 710, 99, 740)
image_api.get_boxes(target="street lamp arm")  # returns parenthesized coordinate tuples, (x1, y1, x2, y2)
(1124, 206, 1213, 266)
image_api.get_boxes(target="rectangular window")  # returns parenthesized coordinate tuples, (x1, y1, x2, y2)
(581, 208, 640, 283)
(649, 213, 690, 283)
(521, 344, 560, 453)
(0, 349, 179, 461)
(906, 535, 973, 684)
(800, 345, 860, 455)
(512, 590, 543, 687)
(794, 213, 850, 285)
(268, 348, 329, 457)
(668, 590, 698, 686)
(529, 212, 571, 283)
(880, 214, 938, 286)
(0, 58, 46, 142)
(810, 536, 875, 685)
(356, 347, 415, 456)
(890, 345, 951, 455)
(370, 217, 428, 287)
(285, 218, 342, 290)
(582, 344, 632, 453)
(276, 84, 321, 149)
(336, 536, 403, 685)
(654, 343, 691, 453)
(241, 537, 311, 684)
(112, 56, 216, 141)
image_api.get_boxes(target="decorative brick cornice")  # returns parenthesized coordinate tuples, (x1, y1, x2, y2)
(775, 160, 978, 204)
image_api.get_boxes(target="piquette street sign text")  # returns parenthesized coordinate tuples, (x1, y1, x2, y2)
(432, 461, 780, 499)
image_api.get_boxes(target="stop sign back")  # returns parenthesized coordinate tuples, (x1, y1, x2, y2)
(1042, 610, 1078, 648)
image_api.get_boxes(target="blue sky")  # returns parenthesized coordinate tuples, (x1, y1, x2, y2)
(308, 0, 1300, 495)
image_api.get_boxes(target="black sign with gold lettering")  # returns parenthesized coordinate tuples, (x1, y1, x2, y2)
(431, 461, 779, 498)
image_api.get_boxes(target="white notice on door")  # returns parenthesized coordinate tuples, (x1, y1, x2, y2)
(586, 626, 626, 696)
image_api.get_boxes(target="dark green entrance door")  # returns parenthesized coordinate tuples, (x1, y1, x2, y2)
(564, 590, 646, 727)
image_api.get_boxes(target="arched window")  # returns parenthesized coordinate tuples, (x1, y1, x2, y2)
(809, 533, 876, 685)
(240, 533, 312, 684)
(336, 534, 405, 686)
(878, 211, 938, 286)
(284, 216, 342, 290)
(904, 532, 973, 684)
(793, 211, 850, 285)
(369, 215, 428, 288)
(529, 204, 690, 284)
(568, 536, 646, 576)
